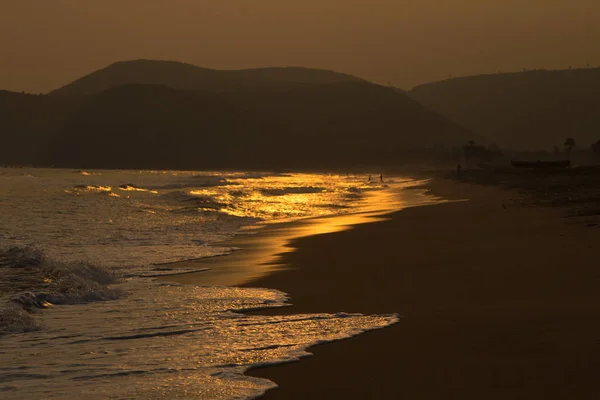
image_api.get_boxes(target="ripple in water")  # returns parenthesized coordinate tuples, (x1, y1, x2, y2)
(0, 168, 435, 399)
(1, 279, 399, 399)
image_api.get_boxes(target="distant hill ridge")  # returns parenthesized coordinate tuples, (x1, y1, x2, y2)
(1, 60, 475, 169)
(409, 67, 600, 149)
(50, 59, 363, 96)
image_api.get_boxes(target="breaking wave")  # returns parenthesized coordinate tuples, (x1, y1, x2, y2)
(0, 168, 439, 399)
(0, 277, 399, 399)
(0, 246, 123, 335)
(68, 184, 113, 194)
(0, 307, 41, 335)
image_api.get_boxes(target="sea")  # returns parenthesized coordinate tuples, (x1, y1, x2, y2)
(0, 168, 438, 399)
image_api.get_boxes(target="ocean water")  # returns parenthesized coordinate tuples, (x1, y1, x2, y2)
(0, 168, 435, 399)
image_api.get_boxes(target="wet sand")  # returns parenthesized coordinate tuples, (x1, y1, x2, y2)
(244, 178, 600, 399)
(162, 179, 437, 287)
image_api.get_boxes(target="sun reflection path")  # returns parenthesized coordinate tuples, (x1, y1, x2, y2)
(188, 174, 418, 222)
(165, 178, 444, 287)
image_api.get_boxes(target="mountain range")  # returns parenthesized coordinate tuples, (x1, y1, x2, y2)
(1, 60, 473, 169)
(409, 68, 600, 150)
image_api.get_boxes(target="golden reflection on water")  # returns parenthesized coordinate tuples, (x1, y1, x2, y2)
(119, 185, 158, 194)
(188, 174, 385, 221)
(166, 180, 441, 287)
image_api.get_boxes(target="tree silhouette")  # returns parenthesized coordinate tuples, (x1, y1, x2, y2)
(564, 138, 576, 159)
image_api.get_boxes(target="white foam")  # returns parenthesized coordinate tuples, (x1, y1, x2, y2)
(0, 246, 123, 334)
(0, 280, 399, 399)
(0, 168, 435, 399)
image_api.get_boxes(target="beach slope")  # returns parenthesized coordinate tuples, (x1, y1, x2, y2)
(246, 179, 600, 399)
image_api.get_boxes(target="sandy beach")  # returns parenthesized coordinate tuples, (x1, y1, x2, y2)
(241, 177, 600, 399)
(5, 7, 600, 397)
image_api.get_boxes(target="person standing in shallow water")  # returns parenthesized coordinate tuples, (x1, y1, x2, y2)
(380, 174, 384, 183)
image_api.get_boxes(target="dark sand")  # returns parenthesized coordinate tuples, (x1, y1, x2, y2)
(243, 178, 600, 399)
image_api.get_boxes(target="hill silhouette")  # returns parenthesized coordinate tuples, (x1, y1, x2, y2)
(410, 68, 600, 149)
(50, 60, 363, 96)
(0, 91, 82, 165)
(223, 81, 472, 148)
(43, 85, 268, 169)
(2, 60, 475, 169)
(42, 82, 473, 169)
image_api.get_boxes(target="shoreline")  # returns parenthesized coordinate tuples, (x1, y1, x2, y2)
(163, 178, 440, 287)
(241, 177, 600, 399)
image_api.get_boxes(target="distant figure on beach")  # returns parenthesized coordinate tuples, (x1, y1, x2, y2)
(457, 163, 462, 176)
(380, 174, 383, 183)
(368, 175, 372, 182)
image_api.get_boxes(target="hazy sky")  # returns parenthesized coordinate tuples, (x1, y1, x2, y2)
(2, 1, 599, 93)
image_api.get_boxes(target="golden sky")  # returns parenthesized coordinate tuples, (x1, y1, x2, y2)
(1, 1, 599, 93)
